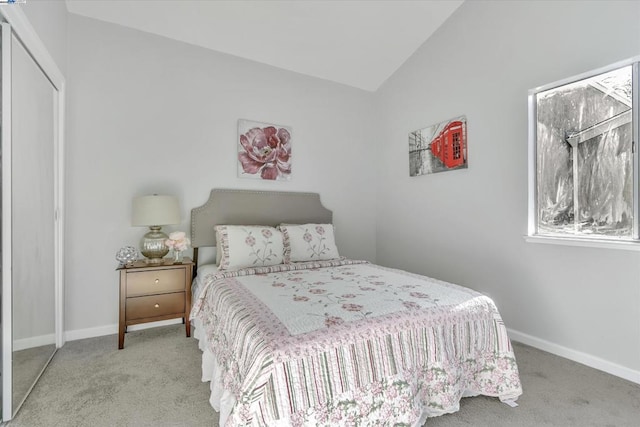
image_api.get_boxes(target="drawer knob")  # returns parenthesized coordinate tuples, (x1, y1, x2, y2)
(154, 279, 159, 284)
(154, 303, 160, 308)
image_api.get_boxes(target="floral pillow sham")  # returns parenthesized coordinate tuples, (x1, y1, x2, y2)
(279, 223, 340, 262)
(215, 225, 285, 270)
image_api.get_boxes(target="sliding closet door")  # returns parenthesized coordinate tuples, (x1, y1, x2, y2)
(0, 21, 11, 421)
(0, 9, 65, 421)
(9, 31, 56, 415)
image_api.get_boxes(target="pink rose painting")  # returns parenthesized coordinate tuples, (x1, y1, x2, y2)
(238, 119, 292, 181)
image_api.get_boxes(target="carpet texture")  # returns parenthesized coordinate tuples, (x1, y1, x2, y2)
(9, 326, 214, 427)
(8, 325, 640, 426)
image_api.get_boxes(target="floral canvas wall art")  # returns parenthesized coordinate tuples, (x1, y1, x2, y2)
(238, 119, 292, 181)
(409, 115, 467, 176)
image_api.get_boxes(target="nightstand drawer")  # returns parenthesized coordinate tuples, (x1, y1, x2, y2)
(126, 292, 185, 321)
(126, 268, 185, 296)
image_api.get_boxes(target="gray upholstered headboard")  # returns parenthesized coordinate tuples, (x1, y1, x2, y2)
(190, 189, 332, 268)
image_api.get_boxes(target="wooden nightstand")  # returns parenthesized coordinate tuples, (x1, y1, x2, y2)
(117, 258, 194, 349)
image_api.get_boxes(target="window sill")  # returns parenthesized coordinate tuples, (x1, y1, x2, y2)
(524, 235, 640, 251)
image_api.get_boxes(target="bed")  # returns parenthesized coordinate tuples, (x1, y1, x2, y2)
(189, 189, 522, 426)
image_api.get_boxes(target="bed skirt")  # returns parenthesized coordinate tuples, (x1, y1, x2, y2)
(192, 318, 512, 427)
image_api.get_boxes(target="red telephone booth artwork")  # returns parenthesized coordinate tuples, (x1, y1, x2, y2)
(429, 120, 466, 168)
(409, 116, 467, 177)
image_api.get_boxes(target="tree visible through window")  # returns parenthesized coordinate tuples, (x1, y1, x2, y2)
(530, 62, 638, 240)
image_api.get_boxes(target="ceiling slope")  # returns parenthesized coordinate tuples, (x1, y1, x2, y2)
(65, 0, 463, 91)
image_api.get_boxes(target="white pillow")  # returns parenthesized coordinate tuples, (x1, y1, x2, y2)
(279, 223, 340, 262)
(216, 225, 285, 270)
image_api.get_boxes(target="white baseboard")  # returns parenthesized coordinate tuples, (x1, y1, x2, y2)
(64, 318, 184, 342)
(13, 333, 56, 351)
(508, 328, 640, 385)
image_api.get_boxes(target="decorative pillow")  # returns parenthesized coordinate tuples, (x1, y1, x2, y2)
(215, 225, 285, 270)
(279, 223, 340, 262)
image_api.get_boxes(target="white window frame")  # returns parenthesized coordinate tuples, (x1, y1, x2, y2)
(526, 57, 640, 251)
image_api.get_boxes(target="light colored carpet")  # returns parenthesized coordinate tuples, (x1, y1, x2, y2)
(7, 325, 640, 426)
(9, 325, 215, 427)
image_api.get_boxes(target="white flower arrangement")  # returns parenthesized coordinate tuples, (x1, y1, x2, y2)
(165, 231, 190, 252)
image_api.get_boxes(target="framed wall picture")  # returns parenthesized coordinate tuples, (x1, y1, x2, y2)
(409, 115, 467, 176)
(237, 119, 292, 181)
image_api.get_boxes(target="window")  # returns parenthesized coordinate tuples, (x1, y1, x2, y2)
(452, 133, 461, 160)
(528, 59, 639, 243)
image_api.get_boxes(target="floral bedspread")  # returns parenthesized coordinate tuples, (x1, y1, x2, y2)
(191, 260, 522, 426)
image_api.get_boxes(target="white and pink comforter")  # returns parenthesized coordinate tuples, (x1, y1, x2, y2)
(191, 259, 522, 426)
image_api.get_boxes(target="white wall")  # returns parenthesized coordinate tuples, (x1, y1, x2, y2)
(375, 0, 640, 379)
(65, 15, 377, 335)
(19, 0, 67, 75)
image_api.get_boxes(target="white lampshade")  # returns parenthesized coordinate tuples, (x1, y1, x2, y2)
(132, 195, 180, 226)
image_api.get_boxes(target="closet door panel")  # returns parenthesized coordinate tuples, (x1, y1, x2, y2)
(10, 33, 56, 413)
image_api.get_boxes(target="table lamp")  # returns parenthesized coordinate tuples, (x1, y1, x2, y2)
(132, 194, 180, 263)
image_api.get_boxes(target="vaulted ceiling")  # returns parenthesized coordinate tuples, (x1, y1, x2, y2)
(65, 0, 463, 91)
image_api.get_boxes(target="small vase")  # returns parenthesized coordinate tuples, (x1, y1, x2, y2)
(173, 249, 183, 264)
